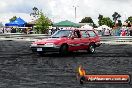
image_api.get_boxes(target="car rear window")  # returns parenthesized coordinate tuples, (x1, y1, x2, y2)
(87, 31, 97, 37)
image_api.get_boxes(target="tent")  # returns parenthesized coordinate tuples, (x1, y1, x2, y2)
(97, 25, 111, 30)
(53, 20, 80, 27)
(81, 24, 93, 30)
(5, 17, 27, 27)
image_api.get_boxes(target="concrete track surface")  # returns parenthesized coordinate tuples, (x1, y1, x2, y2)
(0, 40, 132, 88)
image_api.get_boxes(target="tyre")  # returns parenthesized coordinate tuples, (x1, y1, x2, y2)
(59, 44, 68, 55)
(87, 44, 95, 54)
(80, 76, 85, 84)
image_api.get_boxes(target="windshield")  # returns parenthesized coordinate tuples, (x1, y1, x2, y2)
(51, 30, 72, 38)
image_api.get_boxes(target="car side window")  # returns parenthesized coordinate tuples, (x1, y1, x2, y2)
(74, 30, 81, 38)
(81, 30, 89, 38)
(87, 31, 96, 37)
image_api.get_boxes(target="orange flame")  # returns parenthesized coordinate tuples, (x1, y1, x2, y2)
(78, 66, 86, 76)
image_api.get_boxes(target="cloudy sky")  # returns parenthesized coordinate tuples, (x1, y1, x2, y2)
(0, 0, 132, 25)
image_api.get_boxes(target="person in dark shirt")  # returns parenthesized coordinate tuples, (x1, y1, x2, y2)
(130, 29, 132, 36)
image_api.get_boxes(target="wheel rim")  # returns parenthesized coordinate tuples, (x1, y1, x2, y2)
(60, 45, 68, 54)
(62, 46, 67, 52)
(90, 46, 95, 53)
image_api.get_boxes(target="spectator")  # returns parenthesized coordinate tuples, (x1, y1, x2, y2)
(130, 28, 132, 36)
(120, 27, 126, 36)
(101, 28, 105, 36)
(115, 27, 121, 36)
(51, 28, 56, 34)
(0, 28, 2, 33)
(2, 27, 4, 33)
(48, 29, 52, 35)
(104, 29, 111, 36)
(11, 28, 16, 33)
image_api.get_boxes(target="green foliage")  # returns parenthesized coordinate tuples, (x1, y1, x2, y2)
(93, 23, 97, 28)
(9, 16, 17, 22)
(98, 14, 113, 27)
(35, 12, 51, 34)
(126, 16, 132, 23)
(98, 17, 114, 27)
(80, 17, 96, 27)
(30, 7, 40, 18)
(80, 17, 94, 23)
(112, 12, 121, 23)
(98, 14, 103, 26)
(98, 14, 103, 20)
(117, 20, 122, 27)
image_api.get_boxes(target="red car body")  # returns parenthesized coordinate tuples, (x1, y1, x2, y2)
(30, 28, 101, 55)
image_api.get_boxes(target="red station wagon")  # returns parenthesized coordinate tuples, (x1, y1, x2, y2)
(30, 28, 101, 55)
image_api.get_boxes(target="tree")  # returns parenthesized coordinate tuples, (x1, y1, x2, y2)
(98, 14, 103, 20)
(99, 17, 114, 27)
(112, 12, 121, 24)
(98, 14, 103, 26)
(126, 16, 132, 23)
(93, 23, 97, 28)
(117, 20, 122, 27)
(30, 7, 40, 19)
(80, 17, 94, 23)
(9, 16, 17, 22)
(80, 17, 95, 27)
(35, 12, 52, 34)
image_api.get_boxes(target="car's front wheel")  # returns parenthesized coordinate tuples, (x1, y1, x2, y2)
(59, 44, 69, 55)
(87, 44, 95, 54)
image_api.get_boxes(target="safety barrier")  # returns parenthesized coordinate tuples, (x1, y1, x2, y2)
(0, 33, 49, 39)
(0, 34, 132, 44)
(100, 36, 132, 44)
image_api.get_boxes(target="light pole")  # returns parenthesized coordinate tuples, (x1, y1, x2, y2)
(73, 6, 78, 22)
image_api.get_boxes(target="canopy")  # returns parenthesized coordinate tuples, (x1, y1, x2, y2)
(53, 20, 80, 27)
(5, 17, 27, 27)
(97, 25, 111, 30)
(81, 24, 93, 30)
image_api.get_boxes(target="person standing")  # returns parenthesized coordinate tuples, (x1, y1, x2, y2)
(129, 26, 132, 36)
(120, 26, 126, 36)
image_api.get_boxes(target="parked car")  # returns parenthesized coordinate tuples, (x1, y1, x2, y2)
(30, 28, 101, 55)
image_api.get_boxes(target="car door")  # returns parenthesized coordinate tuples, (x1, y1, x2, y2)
(68, 30, 82, 51)
(80, 30, 91, 50)
(87, 30, 97, 43)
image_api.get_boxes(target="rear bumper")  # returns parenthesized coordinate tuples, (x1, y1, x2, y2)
(30, 46, 60, 52)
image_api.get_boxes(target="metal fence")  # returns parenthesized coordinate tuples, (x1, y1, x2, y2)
(0, 33, 132, 44)
(100, 36, 132, 44)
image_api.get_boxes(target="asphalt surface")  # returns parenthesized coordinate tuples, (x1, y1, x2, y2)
(0, 40, 132, 88)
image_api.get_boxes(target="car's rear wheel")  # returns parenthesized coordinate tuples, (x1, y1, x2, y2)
(87, 44, 95, 54)
(59, 44, 69, 55)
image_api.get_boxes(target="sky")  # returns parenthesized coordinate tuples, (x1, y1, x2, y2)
(0, 0, 132, 25)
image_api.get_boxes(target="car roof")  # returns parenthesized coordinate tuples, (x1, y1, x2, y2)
(60, 28, 94, 31)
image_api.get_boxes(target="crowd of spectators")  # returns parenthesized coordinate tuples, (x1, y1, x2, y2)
(112, 24, 132, 36)
(98, 24, 132, 36)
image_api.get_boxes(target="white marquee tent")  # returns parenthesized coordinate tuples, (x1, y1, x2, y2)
(81, 24, 93, 30)
(97, 25, 111, 30)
